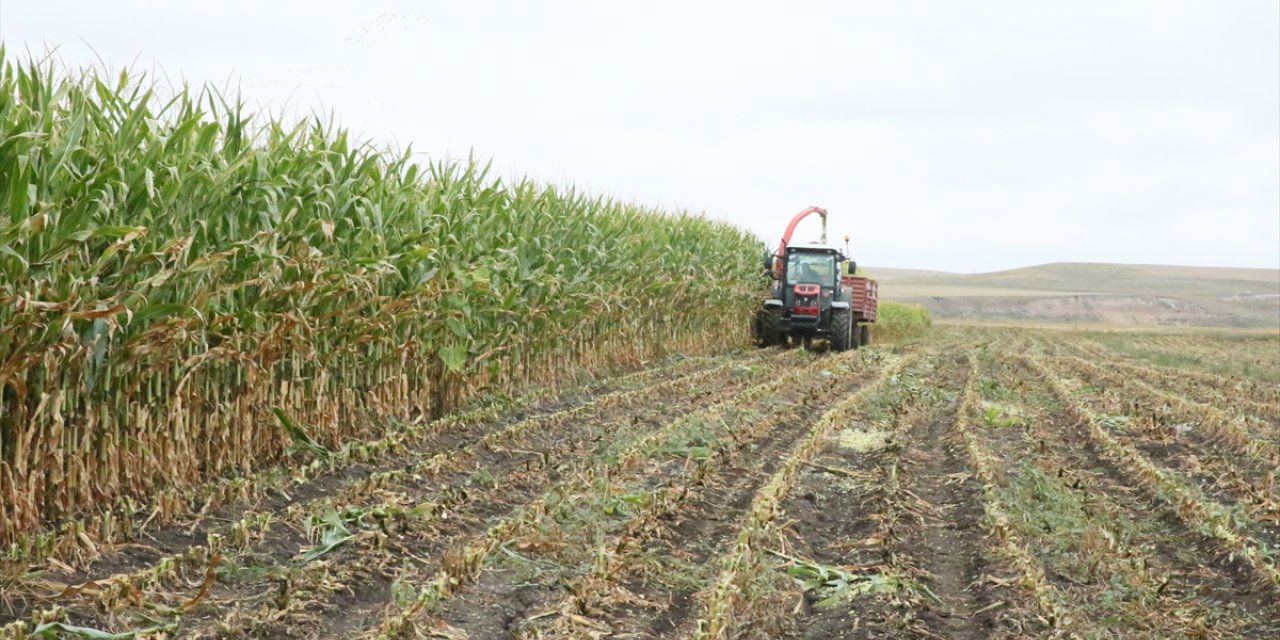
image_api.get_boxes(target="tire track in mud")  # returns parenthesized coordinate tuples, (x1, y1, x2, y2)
(778, 354, 1019, 640)
(12, 351, 779, 636)
(887, 359, 1002, 639)
(1000, 348, 1280, 637)
(687, 351, 924, 640)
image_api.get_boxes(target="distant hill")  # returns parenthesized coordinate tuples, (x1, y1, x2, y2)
(869, 262, 1280, 328)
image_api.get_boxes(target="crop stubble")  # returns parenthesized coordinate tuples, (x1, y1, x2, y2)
(3, 329, 1277, 639)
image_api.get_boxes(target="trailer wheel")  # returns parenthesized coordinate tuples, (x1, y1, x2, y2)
(860, 323, 871, 347)
(830, 308, 853, 352)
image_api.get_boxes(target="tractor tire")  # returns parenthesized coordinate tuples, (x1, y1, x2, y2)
(756, 308, 783, 347)
(860, 324, 871, 347)
(831, 308, 854, 352)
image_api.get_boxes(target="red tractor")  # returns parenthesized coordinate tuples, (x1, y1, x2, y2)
(752, 207, 878, 350)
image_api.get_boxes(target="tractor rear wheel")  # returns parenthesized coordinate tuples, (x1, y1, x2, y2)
(831, 308, 853, 351)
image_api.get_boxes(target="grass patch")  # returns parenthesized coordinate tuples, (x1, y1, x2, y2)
(872, 302, 933, 343)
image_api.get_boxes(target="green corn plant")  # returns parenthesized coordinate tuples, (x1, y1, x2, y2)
(0, 50, 763, 552)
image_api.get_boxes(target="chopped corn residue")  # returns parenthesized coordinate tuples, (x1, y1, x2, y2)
(836, 429, 890, 452)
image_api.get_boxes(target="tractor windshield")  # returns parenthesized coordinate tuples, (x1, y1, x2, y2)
(786, 252, 836, 286)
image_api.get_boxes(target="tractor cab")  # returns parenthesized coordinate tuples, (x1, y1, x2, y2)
(786, 247, 841, 287)
(771, 244, 847, 297)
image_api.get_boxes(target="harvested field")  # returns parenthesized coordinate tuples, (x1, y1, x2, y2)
(2, 328, 1278, 639)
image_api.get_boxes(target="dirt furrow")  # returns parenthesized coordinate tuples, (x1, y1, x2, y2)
(1043, 361, 1280, 550)
(1053, 353, 1280, 459)
(1080, 334, 1280, 389)
(778, 354, 1026, 640)
(358, 350, 878, 639)
(422, 351, 882, 640)
(14, 351, 778, 636)
(890, 364, 1002, 638)
(1062, 340, 1280, 429)
(978, 349, 1279, 637)
(688, 351, 926, 640)
(197, 356, 778, 639)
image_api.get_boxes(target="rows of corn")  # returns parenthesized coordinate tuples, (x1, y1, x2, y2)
(0, 53, 763, 549)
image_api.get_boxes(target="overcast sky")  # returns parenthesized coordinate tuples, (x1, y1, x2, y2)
(3, 1, 1277, 272)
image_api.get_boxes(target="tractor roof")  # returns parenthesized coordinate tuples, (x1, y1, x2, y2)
(788, 243, 844, 255)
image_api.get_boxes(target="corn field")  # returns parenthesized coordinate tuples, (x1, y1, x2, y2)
(0, 53, 760, 557)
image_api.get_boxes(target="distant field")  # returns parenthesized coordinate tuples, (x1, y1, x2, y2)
(871, 262, 1280, 327)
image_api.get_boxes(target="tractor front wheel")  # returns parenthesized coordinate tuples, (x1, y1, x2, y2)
(831, 308, 854, 352)
(756, 308, 783, 347)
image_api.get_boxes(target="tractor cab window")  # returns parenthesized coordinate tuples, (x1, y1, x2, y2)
(786, 253, 835, 286)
